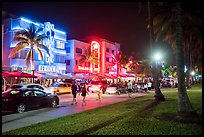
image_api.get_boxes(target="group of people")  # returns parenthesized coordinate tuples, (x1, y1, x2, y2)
(71, 80, 89, 106)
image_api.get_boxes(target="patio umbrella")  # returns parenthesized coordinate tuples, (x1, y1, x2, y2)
(9, 71, 37, 78)
(2, 71, 14, 77)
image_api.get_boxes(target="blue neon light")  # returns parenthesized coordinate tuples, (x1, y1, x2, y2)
(20, 17, 40, 26)
(12, 26, 23, 30)
(53, 29, 66, 35)
(54, 36, 67, 41)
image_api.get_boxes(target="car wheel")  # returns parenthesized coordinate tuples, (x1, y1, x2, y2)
(51, 99, 58, 108)
(17, 103, 26, 113)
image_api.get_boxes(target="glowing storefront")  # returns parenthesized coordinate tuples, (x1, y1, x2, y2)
(65, 39, 120, 75)
(2, 17, 67, 74)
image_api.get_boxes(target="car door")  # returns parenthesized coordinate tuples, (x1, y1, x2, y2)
(33, 90, 47, 107)
(22, 90, 37, 108)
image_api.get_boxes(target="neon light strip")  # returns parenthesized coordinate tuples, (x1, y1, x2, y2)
(53, 29, 66, 35)
(12, 26, 23, 30)
(20, 17, 40, 26)
(54, 36, 67, 41)
(53, 50, 66, 55)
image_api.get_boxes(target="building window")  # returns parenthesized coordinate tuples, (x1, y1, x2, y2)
(55, 55, 65, 63)
(76, 60, 78, 65)
(56, 41, 65, 49)
(112, 50, 114, 54)
(106, 48, 109, 52)
(66, 47, 70, 53)
(76, 48, 82, 54)
(106, 68, 109, 72)
(106, 58, 109, 62)
(65, 60, 70, 65)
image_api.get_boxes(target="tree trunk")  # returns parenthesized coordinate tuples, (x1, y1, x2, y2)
(31, 47, 35, 83)
(147, 2, 165, 102)
(176, 2, 196, 117)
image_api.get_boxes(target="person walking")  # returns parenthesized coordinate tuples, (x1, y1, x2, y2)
(71, 80, 78, 105)
(81, 84, 89, 106)
(144, 82, 148, 93)
(127, 80, 133, 98)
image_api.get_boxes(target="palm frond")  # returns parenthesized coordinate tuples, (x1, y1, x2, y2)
(36, 47, 43, 60)
(8, 42, 28, 58)
(37, 43, 50, 56)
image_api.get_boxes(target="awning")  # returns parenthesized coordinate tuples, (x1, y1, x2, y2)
(2, 71, 37, 78)
(2, 71, 14, 77)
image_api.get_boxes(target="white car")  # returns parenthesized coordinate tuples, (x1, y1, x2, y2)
(8, 83, 53, 94)
(106, 84, 127, 95)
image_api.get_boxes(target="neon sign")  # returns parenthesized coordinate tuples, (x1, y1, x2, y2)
(38, 65, 56, 72)
(44, 22, 55, 65)
(78, 66, 91, 71)
(91, 41, 100, 73)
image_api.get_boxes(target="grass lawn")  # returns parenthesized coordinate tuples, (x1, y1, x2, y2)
(2, 84, 202, 135)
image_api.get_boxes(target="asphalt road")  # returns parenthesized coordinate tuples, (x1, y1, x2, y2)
(2, 91, 153, 133)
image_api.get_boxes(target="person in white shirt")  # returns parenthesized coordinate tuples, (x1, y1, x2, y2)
(127, 80, 133, 98)
(148, 81, 152, 90)
(144, 82, 148, 93)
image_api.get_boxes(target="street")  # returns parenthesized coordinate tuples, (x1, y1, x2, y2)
(2, 91, 151, 132)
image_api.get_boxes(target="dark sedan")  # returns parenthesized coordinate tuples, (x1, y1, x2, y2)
(2, 88, 59, 113)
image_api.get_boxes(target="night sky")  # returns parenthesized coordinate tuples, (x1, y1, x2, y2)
(3, 2, 175, 64)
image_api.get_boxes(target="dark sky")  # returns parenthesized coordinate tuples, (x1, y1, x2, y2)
(3, 2, 152, 60)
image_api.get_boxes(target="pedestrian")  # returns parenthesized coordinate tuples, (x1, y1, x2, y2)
(144, 82, 148, 93)
(147, 81, 152, 90)
(81, 84, 89, 106)
(71, 80, 78, 105)
(97, 90, 102, 101)
(127, 80, 133, 98)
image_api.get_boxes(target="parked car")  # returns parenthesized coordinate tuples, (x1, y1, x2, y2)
(2, 88, 59, 113)
(88, 80, 107, 93)
(8, 83, 53, 94)
(106, 84, 127, 95)
(48, 82, 72, 94)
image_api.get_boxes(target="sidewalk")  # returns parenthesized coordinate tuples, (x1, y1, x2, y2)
(2, 91, 153, 132)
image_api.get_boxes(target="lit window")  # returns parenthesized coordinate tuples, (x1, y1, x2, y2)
(56, 41, 65, 49)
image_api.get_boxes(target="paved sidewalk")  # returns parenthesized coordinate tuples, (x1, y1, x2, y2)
(2, 91, 154, 132)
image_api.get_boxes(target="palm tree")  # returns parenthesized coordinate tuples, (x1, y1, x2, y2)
(111, 50, 122, 84)
(153, 2, 202, 88)
(79, 46, 99, 73)
(175, 2, 196, 116)
(147, 2, 165, 101)
(8, 24, 50, 82)
(151, 2, 198, 116)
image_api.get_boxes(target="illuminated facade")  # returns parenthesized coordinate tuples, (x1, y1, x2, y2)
(65, 39, 120, 75)
(2, 17, 67, 74)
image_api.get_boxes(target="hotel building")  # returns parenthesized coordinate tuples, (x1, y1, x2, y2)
(2, 16, 67, 74)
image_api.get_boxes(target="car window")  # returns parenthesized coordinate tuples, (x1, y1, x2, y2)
(11, 85, 23, 89)
(36, 85, 44, 90)
(34, 90, 46, 97)
(27, 85, 34, 88)
(23, 91, 34, 97)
